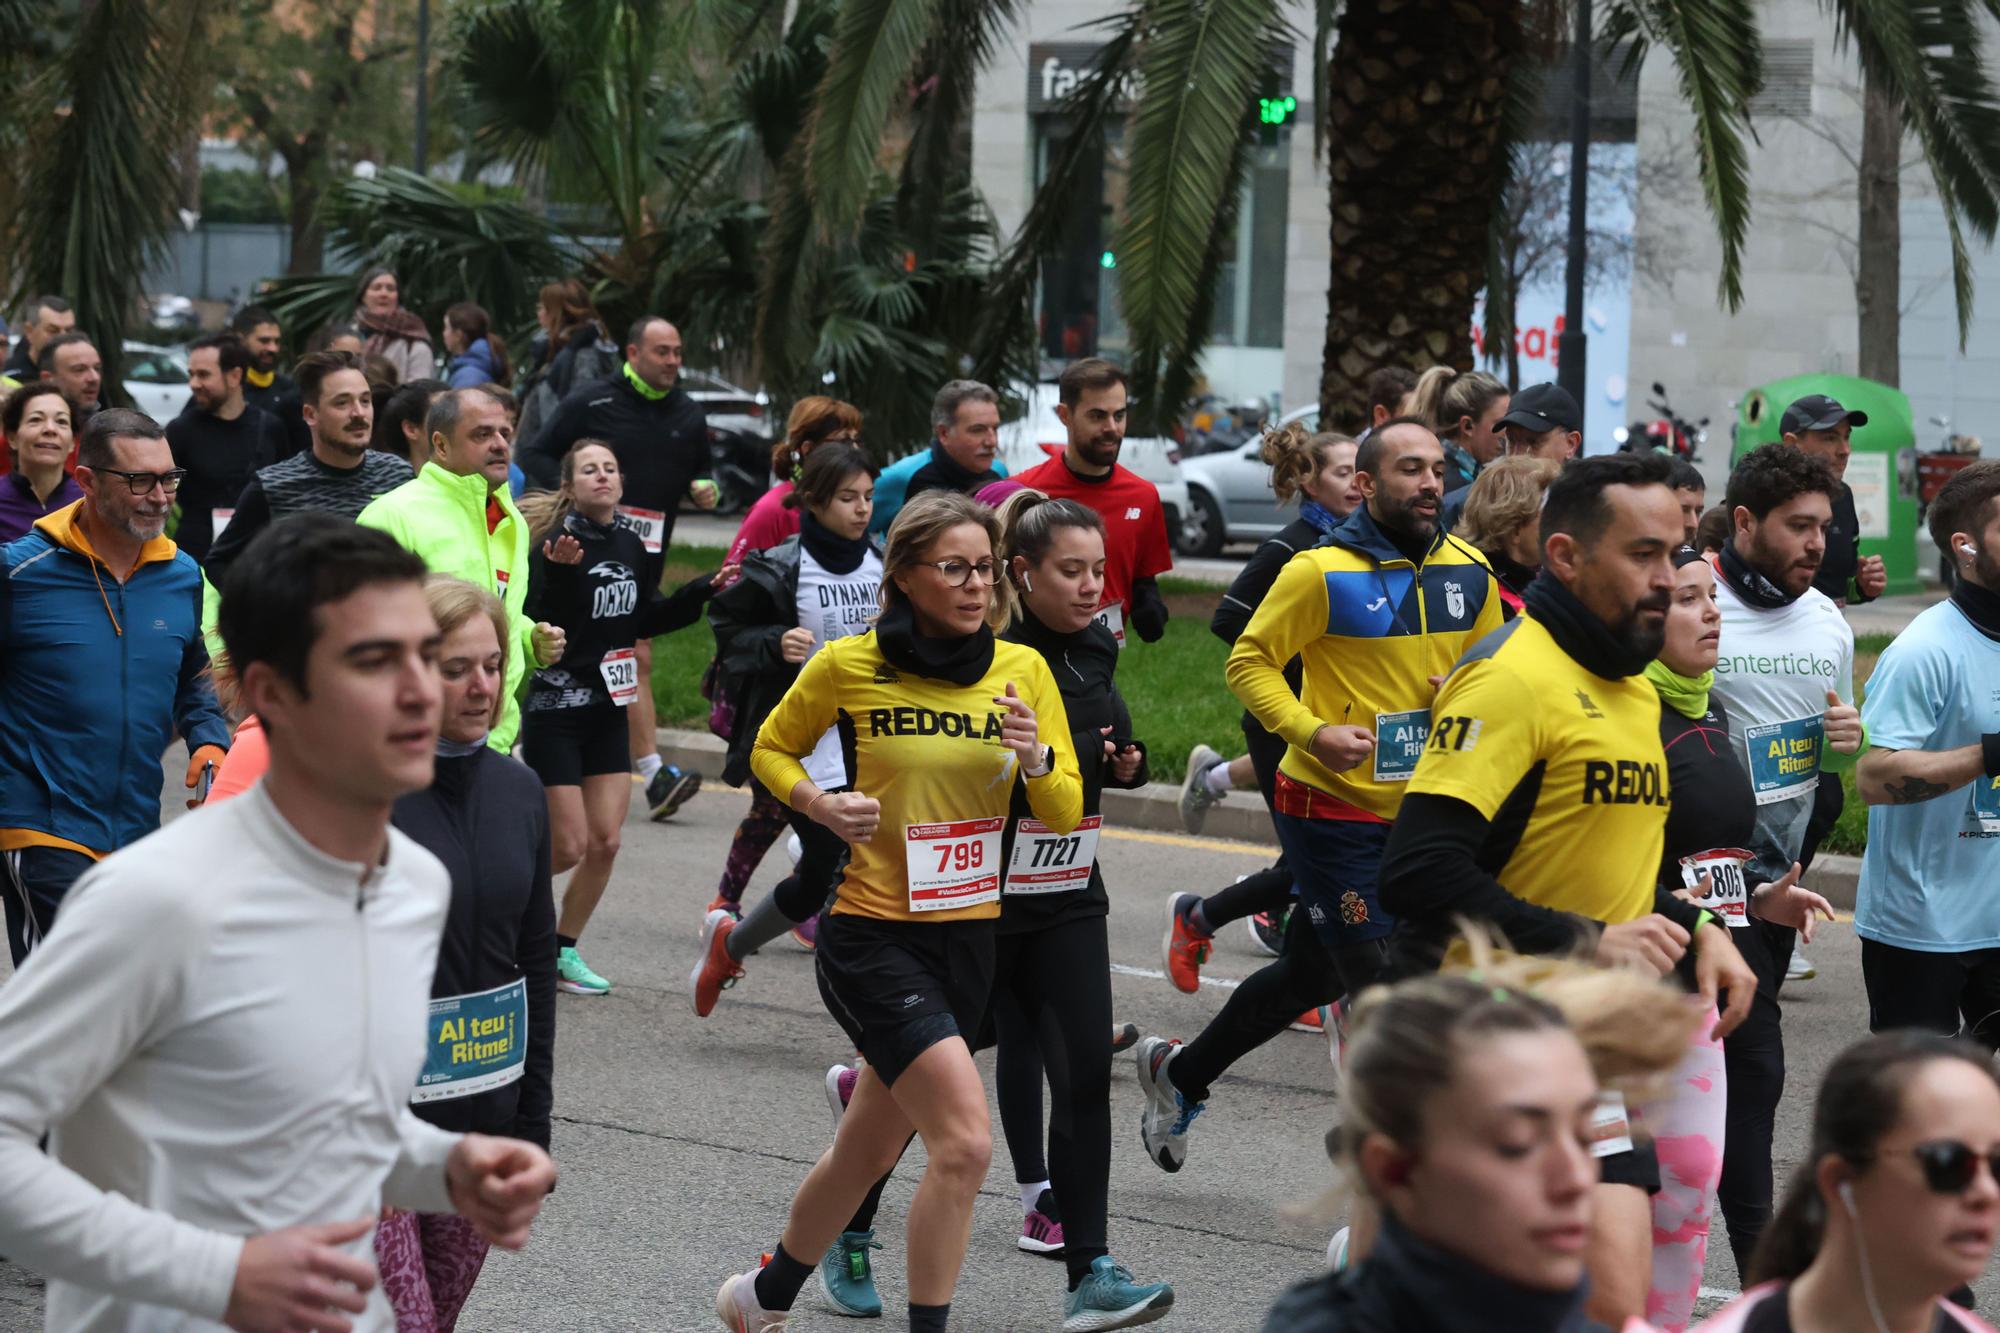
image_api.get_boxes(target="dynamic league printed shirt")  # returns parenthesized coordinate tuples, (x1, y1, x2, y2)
(1857, 599, 2000, 951)
(1011, 456, 1173, 639)
(1708, 565, 1856, 885)
(794, 545, 884, 788)
(1405, 615, 1671, 927)
(750, 632, 1084, 925)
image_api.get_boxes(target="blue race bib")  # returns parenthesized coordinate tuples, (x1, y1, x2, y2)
(1372, 708, 1430, 783)
(413, 977, 527, 1104)
(1743, 714, 1823, 806)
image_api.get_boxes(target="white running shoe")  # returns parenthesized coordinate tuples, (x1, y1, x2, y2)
(1178, 744, 1228, 834)
(1326, 1226, 1351, 1270)
(786, 829, 803, 866)
(1786, 950, 1817, 982)
(1133, 1036, 1203, 1173)
(715, 1270, 790, 1330)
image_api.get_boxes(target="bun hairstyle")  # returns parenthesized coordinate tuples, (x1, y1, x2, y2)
(1260, 421, 1357, 505)
(995, 489, 1103, 589)
(773, 396, 863, 480)
(1410, 366, 1509, 440)
(787, 441, 876, 512)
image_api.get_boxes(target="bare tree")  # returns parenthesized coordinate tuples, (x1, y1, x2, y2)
(1485, 141, 1634, 388)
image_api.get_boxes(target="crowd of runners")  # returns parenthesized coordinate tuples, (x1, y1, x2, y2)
(0, 278, 1997, 1333)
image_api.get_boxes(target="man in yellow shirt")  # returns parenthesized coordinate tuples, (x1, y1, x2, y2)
(1135, 419, 1502, 1173)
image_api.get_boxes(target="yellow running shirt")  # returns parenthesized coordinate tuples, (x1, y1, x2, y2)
(751, 631, 1085, 924)
(1405, 614, 1669, 926)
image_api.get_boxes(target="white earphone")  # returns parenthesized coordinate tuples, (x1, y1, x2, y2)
(1963, 543, 1978, 557)
(1022, 572, 1034, 593)
(1839, 1179, 1857, 1214)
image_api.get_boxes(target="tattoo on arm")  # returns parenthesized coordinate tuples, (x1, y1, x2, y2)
(1885, 775, 1950, 804)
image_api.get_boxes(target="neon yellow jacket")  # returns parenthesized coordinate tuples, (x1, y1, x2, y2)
(1226, 505, 1503, 820)
(359, 465, 536, 750)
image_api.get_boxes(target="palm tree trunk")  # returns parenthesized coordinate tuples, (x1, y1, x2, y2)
(1856, 68, 1900, 387)
(1319, 0, 1522, 429)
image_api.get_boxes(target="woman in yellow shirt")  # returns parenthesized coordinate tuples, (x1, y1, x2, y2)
(716, 491, 1083, 1333)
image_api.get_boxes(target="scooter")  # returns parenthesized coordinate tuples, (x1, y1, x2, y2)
(1613, 382, 1707, 461)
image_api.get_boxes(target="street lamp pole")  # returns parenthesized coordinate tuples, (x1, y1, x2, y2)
(1557, 0, 1591, 413)
(414, 0, 430, 175)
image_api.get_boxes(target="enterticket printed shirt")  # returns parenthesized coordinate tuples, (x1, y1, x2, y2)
(750, 632, 1085, 923)
(1709, 569, 1856, 884)
(794, 546, 884, 788)
(1857, 600, 2000, 951)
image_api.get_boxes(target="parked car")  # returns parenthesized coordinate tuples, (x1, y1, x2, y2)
(1176, 402, 1315, 555)
(682, 368, 774, 516)
(997, 382, 1193, 550)
(122, 341, 192, 421)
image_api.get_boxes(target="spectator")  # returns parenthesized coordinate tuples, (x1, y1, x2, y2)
(0, 384, 81, 542)
(359, 385, 565, 753)
(2, 295, 73, 381)
(353, 265, 436, 381)
(312, 321, 367, 356)
(1497, 382, 1583, 461)
(1411, 367, 1510, 495)
(442, 302, 512, 390)
(1454, 455, 1561, 618)
(38, 331, 102, 424)
(725, 395, 863, 565)
(1668, 457, 1706, 545)
(372, 378, 450, 470)
(515, 279, 616, 445)
(1781, 393, 1886, 606)
(0, 409, 230, 964)
(869, 380, 1007, 535)
(166, 334, 287, 563)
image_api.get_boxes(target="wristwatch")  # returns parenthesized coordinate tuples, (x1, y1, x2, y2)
(1024, 744, 1054, 779)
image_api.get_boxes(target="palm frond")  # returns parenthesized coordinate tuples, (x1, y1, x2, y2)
(1310, 0, 1342, 164)
(1602, 0, 1762, 309)
(804, 0, 940, 240)
(897, 0, 1025, 239)
(1118, 0, 1292, 433)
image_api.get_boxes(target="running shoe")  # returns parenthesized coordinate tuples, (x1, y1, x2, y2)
(648, 763, 702, 821)
(1111, 1021, 1141, 1053)
(707, 893, 744, 922)
(1288, 1008, 1324, 1034)
(690, 909, 744, 1016)
(715, 1269, 791, 1330)
(1062, 1255, 1174, 1331)
(825, 1062, 857, 1127)
(1177, 744, 1228, 834)
(1134, 1036, 1202, 1173)
(790, 914, 818, 951)
(1246, 908, 1285, 958)
(1785, 950, 1817, 982)
(1162, 893, 1211, 994)
(1019, 1188, 1065, 1256)
(1326, 1226, 1351, 1271)
(786, 829, 803, 866)
(557, 946, 610, 996)
(818, 1230, 883, 1318)
(1319, 998, 1347, 1067)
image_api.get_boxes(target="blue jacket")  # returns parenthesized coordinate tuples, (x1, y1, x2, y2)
(0, 501, 230, 855)
(446, 338, 500, 389)
(868, 443, 1011, 536)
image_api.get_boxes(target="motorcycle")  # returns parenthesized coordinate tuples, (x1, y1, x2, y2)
(1613, 382, 1707, 461)
(706, 426, 771, 517)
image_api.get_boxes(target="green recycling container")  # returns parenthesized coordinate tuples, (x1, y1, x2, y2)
(1732, 374, 1920, 598)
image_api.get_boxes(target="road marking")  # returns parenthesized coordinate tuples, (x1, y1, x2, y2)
(1111, 961, 1242, 991)
(1102, 827, 1279, 857)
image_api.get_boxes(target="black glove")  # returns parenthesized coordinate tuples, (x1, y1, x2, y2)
(1130, 578, 1168, 643)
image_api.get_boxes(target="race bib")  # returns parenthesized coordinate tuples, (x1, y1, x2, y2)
(1093, 603, 1125, 649)
(616, 505, 666, 555)
(1588, 1091, 1634, 1158)
(1003, 816, 1102, 896)
(413, 977, 526, 1104)
(1680, 848, 1755, 926)
(1372, 708, 1430, 783)
(905, 817, 1005, 913)
(211, 508, 233, 538)
(598, 647, 640, 706)
(1972, 774, 2000, 833)
(1743, 714, 1823, 805)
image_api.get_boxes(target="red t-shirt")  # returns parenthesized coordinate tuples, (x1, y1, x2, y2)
(1011, 455, 1173, 619)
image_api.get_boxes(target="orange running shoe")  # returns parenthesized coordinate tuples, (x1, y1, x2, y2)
(691, 909, 745, 1017)
(1162, 893, 1212, 994)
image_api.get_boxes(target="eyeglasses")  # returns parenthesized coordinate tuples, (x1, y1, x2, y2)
(922, 558, 999, 588)
(95, 468, 187, 496)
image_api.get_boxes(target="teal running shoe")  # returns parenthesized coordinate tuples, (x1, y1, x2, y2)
(556, 946, 610, 995)
(1063, 1255, 1174, 1330)
(818, 1229, 882, 1318)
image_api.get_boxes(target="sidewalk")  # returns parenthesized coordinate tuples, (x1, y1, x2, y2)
(1844, 587, 1946, 637)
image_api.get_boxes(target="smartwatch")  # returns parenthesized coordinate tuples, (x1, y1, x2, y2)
(1024, 744, 1054, 779)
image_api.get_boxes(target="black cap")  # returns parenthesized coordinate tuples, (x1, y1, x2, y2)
(1670, 543, 1705, 570)
(1497, 382, 1583, 435)
(1780, 394, 1868, 436)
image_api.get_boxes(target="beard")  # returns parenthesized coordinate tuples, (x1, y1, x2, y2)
(1749, 528, 1817, 595)
(1376, 490, 1438, 544)
(1972, 541, 2000, 592)
(1608, 592, 1671, 660)
(95, 496, 167, 542)
(1076, 433, 1122, 469)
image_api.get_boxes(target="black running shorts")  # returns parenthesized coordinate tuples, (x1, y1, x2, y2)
(520, 701, 630, 787)
(815, 913, 996, 1088)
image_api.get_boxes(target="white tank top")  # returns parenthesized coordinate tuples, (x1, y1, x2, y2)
(795, 545, 884, 788)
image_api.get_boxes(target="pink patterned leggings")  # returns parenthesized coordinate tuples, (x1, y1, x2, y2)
(1639, 1004, 1728, 1332)
(376, 1209, 490, 1333)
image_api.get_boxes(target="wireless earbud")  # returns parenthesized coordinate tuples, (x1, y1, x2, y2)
(1022, 573, 1034, 593)
(1839, 1180, 1857, 1215)
(1962, 543, 1978, 557)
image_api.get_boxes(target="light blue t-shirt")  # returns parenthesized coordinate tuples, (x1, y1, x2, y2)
(867, 445, 1011, 536)
(1856, 599, 2000, 951)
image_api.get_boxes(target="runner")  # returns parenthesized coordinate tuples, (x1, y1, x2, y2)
(1011, 359, 1173, 647)
(383, 576, 558, 1332)
(1695, 1032, 2000, 1332)
(1377, 450, 1757, 1327)
(693, 442, 882, 1007)
(713, 491, 1083, 1333)
(0, 514, 556, 1332)
(1853, 461, 2000, 1044)
(518, 439, 728, 997)
(1704, 443, 1862, 1266)
(1410, 366, 1510, 497)
(869, 381, 1007, 536)
(1454, 456, 1561, 618)
(1263, 944, 1690, 1333)
(1171, 425, 1363, 989)
(1134, 418, 1502, 1172)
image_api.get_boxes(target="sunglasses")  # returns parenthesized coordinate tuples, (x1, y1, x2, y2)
(1900, 1140, 2000, 1194)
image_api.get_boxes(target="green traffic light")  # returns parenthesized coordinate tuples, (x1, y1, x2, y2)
(1100, 250, 1116, 270)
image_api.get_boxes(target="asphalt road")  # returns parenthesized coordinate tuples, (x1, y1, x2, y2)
(0, 767, 1983, 1331)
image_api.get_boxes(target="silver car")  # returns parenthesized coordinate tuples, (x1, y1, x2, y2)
(1177, 404, 1318, 555)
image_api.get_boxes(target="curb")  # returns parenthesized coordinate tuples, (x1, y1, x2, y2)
(652, 726, 1863, 910)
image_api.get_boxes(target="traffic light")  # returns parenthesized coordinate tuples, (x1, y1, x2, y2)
(1099, 250, 1117, 270)
(1258, 95, 1297, 126)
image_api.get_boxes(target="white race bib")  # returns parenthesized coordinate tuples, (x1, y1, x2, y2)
(1680, 848, 1754, 926)
(598, 647, 640, 706)
(1003, 816, 1102, 896)
(905, 817, 1005, 913)
(212, 507, 234, 538)
(1093, 602, 1125, 649)
(1588, 1091, 1634, 1158)
(615, 505, 666, 555)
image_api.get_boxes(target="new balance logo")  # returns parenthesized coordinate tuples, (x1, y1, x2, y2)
(1124, 507, 1142, 520)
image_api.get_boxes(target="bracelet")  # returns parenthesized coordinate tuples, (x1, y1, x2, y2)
(1983, 733, 2000, 779)
(804, 791, 828, 819)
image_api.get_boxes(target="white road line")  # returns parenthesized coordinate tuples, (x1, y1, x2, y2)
(1110, 961, 1243, 991)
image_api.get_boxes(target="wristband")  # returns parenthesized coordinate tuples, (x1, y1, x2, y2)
(1984, 733, 2000, 779)
(1694, 909, 1719, 936)
(804, 791, 828, 819)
